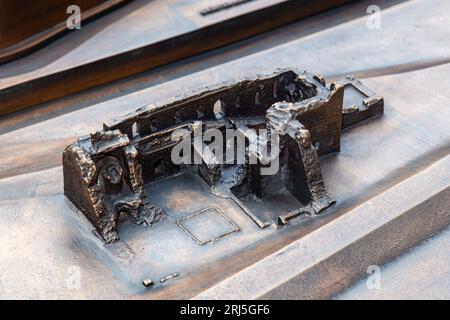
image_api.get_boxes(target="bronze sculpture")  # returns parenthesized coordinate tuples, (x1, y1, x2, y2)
(63, 69, 383, 243)
(0, 0, 132, 64)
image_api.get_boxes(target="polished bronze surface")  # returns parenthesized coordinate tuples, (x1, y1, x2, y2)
(0, 0, 131, 64)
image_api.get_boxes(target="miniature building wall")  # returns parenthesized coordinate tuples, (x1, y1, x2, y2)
(63, 69, 344, 242)
(102, 70, 343, 183)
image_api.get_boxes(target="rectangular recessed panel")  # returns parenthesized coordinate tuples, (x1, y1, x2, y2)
(343, 84, 367, 110)
(177, 208, 239, 245)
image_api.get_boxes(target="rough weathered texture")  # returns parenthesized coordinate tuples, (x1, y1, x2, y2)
(63, 130, 166, 243)
(63, 69, 381, 243)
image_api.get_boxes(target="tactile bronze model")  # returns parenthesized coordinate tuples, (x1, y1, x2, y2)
(63, 69, 383, 243)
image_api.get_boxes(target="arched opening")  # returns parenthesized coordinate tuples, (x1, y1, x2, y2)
(254, 92, 261, 105)
(213, 99, 225, 120)
(132, 122, 139, 138)
(273, 80, 279, 98)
